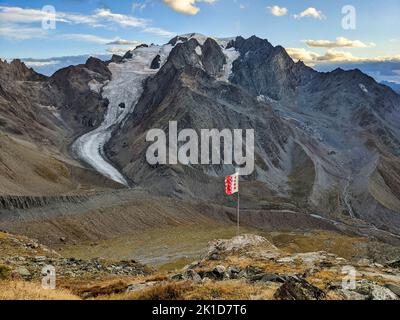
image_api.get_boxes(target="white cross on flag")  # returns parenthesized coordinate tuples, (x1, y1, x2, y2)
(225, 172, 239, 196)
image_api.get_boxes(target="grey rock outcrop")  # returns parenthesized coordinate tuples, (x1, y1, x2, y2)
(49, 57, 111, 131)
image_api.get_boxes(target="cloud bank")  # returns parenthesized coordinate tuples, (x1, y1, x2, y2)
(303, 37, 375, 49)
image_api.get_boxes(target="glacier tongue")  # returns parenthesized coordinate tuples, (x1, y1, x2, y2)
(73, 45, 173, 186)
(218, 47, 240, 82)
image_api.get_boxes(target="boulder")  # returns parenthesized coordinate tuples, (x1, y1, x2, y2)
(34, 256, 47, 262)
(212, 265, 227, 280)
(126, 281, 158, 293)
(384, 284, 400, 298)
(238, 265, 264, 279)
(249, 273, 286, 283)
(207, 234, 278, 257)
(183, 269, 202, 282)
(386, 259, 400, 269)
(274, 276, 326, 300)
(14, 267, 31, 279)
(355, 281, 399, 300)
(227, 265, 241, 279)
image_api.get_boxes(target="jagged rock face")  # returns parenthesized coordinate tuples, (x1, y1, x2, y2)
(201, 38, 226, 77)
(109, 54, 123, 64)
(228, 36, 316, 100)
(150, 55, 161, 69)
(0, 59, 63, 143)
(49, 57, 111, 131)
(106, 38, 309, 204)
(161, 38, 226, 78)
(0, 59, 46, 82)
(0, 57, 112, 141)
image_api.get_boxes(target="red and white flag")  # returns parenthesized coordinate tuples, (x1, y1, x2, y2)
(225, 172, 239, 196)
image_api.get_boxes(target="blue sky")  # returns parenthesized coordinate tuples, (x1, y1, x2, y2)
(1, 0, 399, 81)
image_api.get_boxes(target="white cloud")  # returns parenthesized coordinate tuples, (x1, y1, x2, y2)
(0, 6, 57, 23)
(106, 39, 141, 45)
(294, 7, 325, 20)
(24, 60, 60, 67)
(0, 26, 48, 40)
(0, 5, 97, 25)
(286, 47, 400, 65)
(60, 34, 118, 44)
(93, 8, 147, 28)
(304, 37, 375, 48)
(267, 6, 287, 17)
(0, 6, 146, 27)
(106, 46, 137, 55)
(143, 27, 176, 38)
(163, 0, 218, 15)
(285, 48, 320, 64)
(132, 2, 147, 12)
(0, 6, 174, 40)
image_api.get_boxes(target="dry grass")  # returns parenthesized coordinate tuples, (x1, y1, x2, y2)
(101, 279, 279, 301)
(181, 280, 278, 300)
(157, 257, 194, 272)
(126, 281, 194, 300)
(0, 264, 11, 280)
(306, 269, 343, 290)
(271, 231, 367, 260)
(59, 273, 171, 299)
(0, 280, 80, 300)
(59, 224, 266, 265)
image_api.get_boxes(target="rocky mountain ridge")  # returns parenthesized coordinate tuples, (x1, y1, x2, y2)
(1, 33, 400, 243)
(101, 34, 400, 236)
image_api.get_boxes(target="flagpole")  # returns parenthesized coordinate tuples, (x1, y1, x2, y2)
(237, 180, 240, 236)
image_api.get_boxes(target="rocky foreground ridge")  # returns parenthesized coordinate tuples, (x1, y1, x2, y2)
(1, 232, 399, 300)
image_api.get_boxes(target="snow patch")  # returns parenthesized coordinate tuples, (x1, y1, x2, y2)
(88, 79, 103, 94)
(359, 83, 368, 93)
(180, 33, 209, 45)
(216, 37, 236, 48)
(195, 46, 202, 56)
(257, 95, 267, 103)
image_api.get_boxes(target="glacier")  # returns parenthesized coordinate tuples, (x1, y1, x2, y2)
(73, 44, 173, 186)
